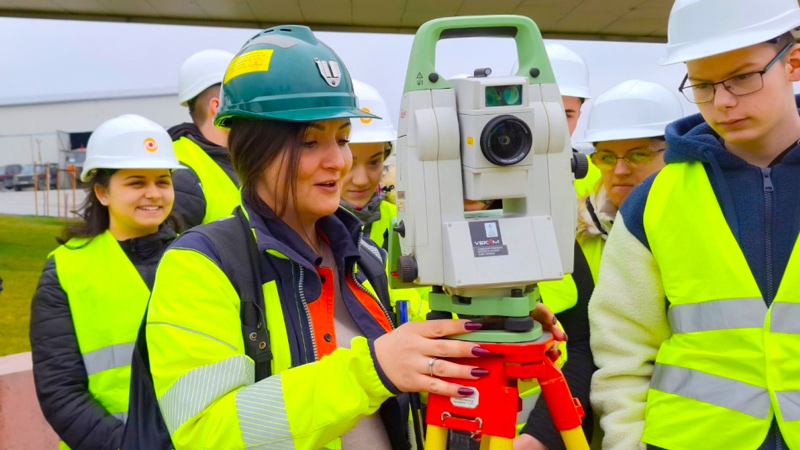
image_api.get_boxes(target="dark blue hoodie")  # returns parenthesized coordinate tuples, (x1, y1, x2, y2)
(621, 107, 800, 305)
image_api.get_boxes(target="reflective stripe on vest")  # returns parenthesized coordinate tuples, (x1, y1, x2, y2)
(53, 230, 151, 418)
(770, 302, 800, 334)
(776, 390, 800, 422)
(641, 161, 800, 450)
(667, 297, 766, 333)
(172, 136, 241, 224)
(82, 341, 136, 376)
(651, 363, 770, 419)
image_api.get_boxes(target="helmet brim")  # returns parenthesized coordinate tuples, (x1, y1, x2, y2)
(581, 123, 671, 144)
(80, 159, 185, 182)
(215, 106, 379, 128)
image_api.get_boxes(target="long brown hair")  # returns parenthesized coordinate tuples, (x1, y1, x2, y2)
(58, 169, 183, 244)
(228, 117, 310, 220)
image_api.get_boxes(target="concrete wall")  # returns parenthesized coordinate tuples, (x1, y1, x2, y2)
(0, 352, 58, 450)
(0, 95, 188, 166)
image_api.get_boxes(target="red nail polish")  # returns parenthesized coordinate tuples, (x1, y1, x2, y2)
(471, 346, 491, 356)
(465, 321, 483, 331)
(458, 387, 475, 396)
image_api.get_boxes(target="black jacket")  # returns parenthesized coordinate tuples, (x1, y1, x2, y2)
(521, 241, 596, 449)
(29, 226, 176, 450)
(168, 122, 240, 230)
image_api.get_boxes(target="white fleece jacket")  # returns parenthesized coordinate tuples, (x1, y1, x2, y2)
(588, 213, 672, 450)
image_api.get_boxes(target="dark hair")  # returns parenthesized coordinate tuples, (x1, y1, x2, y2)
(58, 169, 183, 245)
(228, 117, 310, 220)
(188, 84, 222, 125)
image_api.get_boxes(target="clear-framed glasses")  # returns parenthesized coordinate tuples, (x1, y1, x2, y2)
(679, 42, 794, 104)
(590, 147, 666, 171)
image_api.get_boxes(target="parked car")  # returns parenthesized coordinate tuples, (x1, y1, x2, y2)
(1, 164, 22, 190)
(64, 150, 87, 188)
(13, 164, 58, 191)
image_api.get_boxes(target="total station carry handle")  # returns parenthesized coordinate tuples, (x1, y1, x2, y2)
(402, 15, 556, 93)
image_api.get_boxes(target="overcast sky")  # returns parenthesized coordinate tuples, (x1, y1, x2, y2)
(1, 16, 702, 141)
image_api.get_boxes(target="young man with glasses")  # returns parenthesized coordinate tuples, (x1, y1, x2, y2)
(589, 1, 800, 449)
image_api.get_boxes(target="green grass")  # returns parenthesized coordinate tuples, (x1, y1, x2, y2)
(0, 214, 66, 356)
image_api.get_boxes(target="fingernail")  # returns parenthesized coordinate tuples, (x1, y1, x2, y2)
(471, 368, 489, 377)
(565, 333, 569, 342)
(471, 346, 491, 356)
(458, 387, 475, 396)
(465, 321, 483, 331)
(552, 316, 558, 325)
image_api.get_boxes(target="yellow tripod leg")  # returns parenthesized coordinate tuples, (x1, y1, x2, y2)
(482, 435, 513, 450)
(426, 424, 449, 450)
(560, 427, 590, 450)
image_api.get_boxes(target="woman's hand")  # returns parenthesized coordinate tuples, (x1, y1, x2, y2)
(373, 319, 487, 397)
(373, 309, 565, 398)
(532, 302, 567, 342)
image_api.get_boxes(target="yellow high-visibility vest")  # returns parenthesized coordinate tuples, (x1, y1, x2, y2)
(641, 161, 800, 450)
(52, 230, 152, 448)
(172, 136, 241, 224)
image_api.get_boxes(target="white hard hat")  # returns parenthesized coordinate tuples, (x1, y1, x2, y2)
(350, 79, 397, 144)
(583, 80, 684, 143)
(661, 0, 800, 65)
(81, 115, 184, 182)
(545, 43, 592, 99)
(178, 49, 235, 106)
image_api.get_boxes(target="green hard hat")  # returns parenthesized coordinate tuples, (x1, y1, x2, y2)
(215, 25, 379, 127)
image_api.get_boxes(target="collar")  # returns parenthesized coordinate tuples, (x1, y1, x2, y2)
(340, 190, 385, 226)
(244, 200, 363, 271)
(167, 122, 228, 154)
(577, 186, 615, 239)
(117, 223, 178, 259)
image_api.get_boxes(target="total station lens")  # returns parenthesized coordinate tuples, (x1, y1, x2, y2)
(480, 115, 532, 166)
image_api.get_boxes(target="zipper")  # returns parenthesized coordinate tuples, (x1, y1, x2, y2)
(351, 262, 395, 330)
(762, 168, 775, 305)
(355, 229, 395, 329)
(351, 259, 395, 333)
(296, 265, 318, 363)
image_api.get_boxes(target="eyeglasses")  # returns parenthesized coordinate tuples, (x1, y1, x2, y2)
(679, 43, 794, 104)
(590, 147, 666, 171)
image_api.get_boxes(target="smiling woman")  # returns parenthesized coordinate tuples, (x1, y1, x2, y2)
(28, 114, 184, 450)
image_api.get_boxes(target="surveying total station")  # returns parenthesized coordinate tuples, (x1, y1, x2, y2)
(389, 15, 590, 450)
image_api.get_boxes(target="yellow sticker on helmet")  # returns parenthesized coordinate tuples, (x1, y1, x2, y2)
(224, 49, 274, 84)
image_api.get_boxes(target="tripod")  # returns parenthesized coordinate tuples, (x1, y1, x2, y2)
(424, 333, 589, 450)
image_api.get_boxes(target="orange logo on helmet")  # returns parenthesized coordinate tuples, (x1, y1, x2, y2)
(143, 138, 158, 152)
(359, 107, 373, 124)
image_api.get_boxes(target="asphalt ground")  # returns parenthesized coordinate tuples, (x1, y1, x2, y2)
(0, 187, 86, 218)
